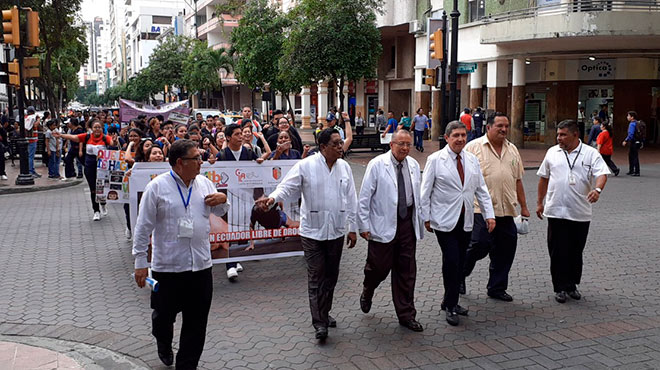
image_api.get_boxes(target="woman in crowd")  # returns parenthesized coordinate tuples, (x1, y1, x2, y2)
(241, 122, 271, 161)
(174, 124, 188, 141)
(145, 145, 165, 162)
(53, 119, 114, 221)
(596, 118, 620, 176)
(134, 138, 154, 164)
(125, 128, 145, 165)
(146, 117, 161, 140)
(269, 131, 309, 160)
(398, 111, 412, 131)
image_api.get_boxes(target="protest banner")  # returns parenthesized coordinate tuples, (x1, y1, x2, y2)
(119, 99, 191, 123)
(95, 149, 131, 203)
(129, 161, 303, 264)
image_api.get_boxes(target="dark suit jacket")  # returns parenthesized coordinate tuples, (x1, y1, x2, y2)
(216, 146, 258, 161)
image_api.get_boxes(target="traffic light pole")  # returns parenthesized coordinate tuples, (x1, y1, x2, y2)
(14, 9, 34, 185)
(448, 0, 460, 126)
(4, 46, 13, 122)
(439, 11, 448, 149)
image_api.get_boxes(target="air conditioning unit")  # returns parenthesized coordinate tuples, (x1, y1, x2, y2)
(409, 20, 423, 34)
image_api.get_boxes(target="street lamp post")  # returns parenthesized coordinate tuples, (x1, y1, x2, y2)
(447, 0, 460, 125)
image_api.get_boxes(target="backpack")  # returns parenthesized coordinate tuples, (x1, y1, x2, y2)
(634, 121, 646, 142)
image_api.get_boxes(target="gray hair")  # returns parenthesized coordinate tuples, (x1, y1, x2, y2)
(445, 120, 467, 136)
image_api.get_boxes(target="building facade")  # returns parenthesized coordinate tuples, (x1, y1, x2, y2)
(80, 17, 110, 94)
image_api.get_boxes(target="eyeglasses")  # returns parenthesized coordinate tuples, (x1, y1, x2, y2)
(181, 156, 203, 162)
(393, 142, 412, 147)
(329, 140, 344, 147)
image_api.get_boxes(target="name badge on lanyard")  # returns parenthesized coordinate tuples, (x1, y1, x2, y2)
(564, 143, 582, 186)
(171, 171, 194, 239)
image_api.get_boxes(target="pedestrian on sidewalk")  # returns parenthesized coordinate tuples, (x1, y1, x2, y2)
(410, 108, 429, 152)
(355, 111, 365, 136)
(45, 120, 62, 179)
(54, 119, 114, 221)
(358, 129, 425, 332)
(462, 112, 530, 302)
(63, 118, 85, 179)
(133, 139, 229, 369)
(0, 121, 7, 180)
(256, 128, 358, 341)
(536, 120, 610, 304)
(622, 111, 642, 176)
(596, 118, 619, 176)
(420, 121, 495, 326)
(25, 106, 41, 178)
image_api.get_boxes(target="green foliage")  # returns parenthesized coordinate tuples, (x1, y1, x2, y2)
(145, 35, 196, 90)
(183, 41, 233, 94)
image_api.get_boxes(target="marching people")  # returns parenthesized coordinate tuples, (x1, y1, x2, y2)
(257, 128, 358, 341)
(63, 118, 85, 179)
(54, 119, 115, 221)
(536, 120, 609, 303)
(132, 139, 229, 369)
(420, 121, 495, 326)
(358, 129, 425, 332)
(462, 113, 530, 302)
(44, 120, 63, 179)
(596, 117, 619, 176)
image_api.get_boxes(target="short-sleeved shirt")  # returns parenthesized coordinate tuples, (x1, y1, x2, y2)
(386, 118, 397, 133)
(465, 135, 524, 217)
(412, 115, 428, 131)
(536, 142, 610, 222)
(46, 129, 58, 152)
(76, 133, 112, 156)
(460, 114, 472, 131)
(596, 130, 613, 155)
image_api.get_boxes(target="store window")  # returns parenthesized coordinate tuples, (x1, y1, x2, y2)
(469, 0, 486, 22)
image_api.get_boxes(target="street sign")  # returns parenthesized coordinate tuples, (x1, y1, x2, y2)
(457, 63, 477, 74)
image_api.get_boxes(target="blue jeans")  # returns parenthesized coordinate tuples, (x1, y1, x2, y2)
(48, 152, 60, 177)
(28, 142, 37, 174)
(414, 130, 424, 149)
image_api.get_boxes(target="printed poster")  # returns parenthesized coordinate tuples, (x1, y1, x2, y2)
(129, 161, 303, 264)
(96, 150, 130, 203)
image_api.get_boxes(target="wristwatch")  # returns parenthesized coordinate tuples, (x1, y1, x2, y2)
(594, 187, 602, 193)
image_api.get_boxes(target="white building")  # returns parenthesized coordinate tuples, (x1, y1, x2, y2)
(108, 0, 125, 87)
(79, 17, 111, 94)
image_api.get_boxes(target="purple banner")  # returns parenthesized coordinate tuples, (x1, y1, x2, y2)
(119, 99, 191, 123)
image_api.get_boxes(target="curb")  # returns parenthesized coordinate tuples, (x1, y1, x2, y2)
(0, 179, 84, 195)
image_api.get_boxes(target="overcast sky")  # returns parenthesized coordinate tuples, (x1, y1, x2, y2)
(80, 0, 109, 22)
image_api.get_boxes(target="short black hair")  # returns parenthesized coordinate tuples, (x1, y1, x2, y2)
(224, 123, 241, 138)
(107, 125, 119, 134)
(557, 119, 579, 134)
(168, 139, 198, 166)
(128, 128, 144, 137)
(46, 119, 57, 128)
(206, 115, 213, 119)
(156, 115, 164, 122)
(487, 112, 508, 126)
(188, 124, 200, 133)
(273, 109, 284, 116)
(627, 111, 637, 119)
(162, 120, 174, 127)
(240, 118, 253, 128)
(317, 128, 339, 146)
(69, 118, 79, 127)
(593, 116, 602, 124)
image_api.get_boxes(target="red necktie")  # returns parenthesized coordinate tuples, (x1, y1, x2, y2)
(456, 154, 464, 185)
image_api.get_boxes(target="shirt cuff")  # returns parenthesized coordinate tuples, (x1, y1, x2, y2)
(135, 256, 150, 270)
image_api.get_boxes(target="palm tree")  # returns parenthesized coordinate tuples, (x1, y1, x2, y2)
(183, 42, 234, 109)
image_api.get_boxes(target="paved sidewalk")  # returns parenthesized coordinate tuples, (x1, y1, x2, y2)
(0, 340, 82, 369)
(0, 158, 83, 194)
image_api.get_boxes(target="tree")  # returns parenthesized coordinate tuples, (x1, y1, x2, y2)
(281, 0, 382, 113)
(145, 35, 196, 93)
(183, 41, 233, 109)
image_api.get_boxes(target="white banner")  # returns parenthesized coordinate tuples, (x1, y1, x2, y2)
(96, 150, 130, 204)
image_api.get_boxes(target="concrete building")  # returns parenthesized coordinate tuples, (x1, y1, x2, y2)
(80, 17, 110, 94)
(108, 0, 126, 87)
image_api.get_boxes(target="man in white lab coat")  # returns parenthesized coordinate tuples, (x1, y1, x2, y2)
(420, 121, 496, 326)
(357, 129, 425, 332)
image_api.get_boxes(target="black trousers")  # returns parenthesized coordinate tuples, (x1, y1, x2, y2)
(363, 206, 417, 321)
(547, 218, 590, 293)
(151, 268, 213, 370)
(301, 236, 343, 329)
(434, 214, 471, 310)
(83, 157, 105, 212)
(601, 154, 618, 173)
(0, 142, 5, 176)
(464, 215, 518, 295)
(628, 142, 640, 174)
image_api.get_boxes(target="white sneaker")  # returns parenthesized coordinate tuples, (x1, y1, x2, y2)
(125, 227, 132, 240)
(236, 263, 243, 272)
(227, 267, 238, 281)
(100, 204, 108, 216)
(93, 212, 101, 221)
(0, 175, 7, 180)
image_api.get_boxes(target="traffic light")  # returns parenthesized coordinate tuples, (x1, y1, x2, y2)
(2, 6, 20, 46)
(429, 29, 443, 61)
(422, 68, 436, 87)
(23, 57, 39, 78)
(2, 59, 21, 85)
(26, 10, 40, 48)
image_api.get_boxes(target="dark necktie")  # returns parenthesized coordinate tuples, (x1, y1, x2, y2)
(456, 154, 464, 185)
(397, 162, 407, 218)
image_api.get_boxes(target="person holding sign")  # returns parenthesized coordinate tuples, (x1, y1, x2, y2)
(132, 139, 229, 369)
(257, 128, 358, 341)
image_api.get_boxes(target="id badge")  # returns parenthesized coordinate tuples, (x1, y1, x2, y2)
(178, 217, 194, 239)
(568, 173, 577, 185)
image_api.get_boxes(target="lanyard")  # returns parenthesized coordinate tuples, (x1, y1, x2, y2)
(170, 170, 192, 210)
(563, 142, 582, 172)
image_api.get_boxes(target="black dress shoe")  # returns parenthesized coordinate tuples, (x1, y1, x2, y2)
(555, 291, 567, 303)
(567, 289, 581, 300)
(360, 290, 373, 313)
(399, 319, 424, 332)
(445, 310, 459, 326)
(442, 303, 468, 316)
(315, 326, 328, 340)
(459, 280, 466, 295)
(157, 341, 174, 366)
(614, 169, 620, 176)
(328, 315, 337, 328)
(632, 173, 640, 177)
(488, 291, 513, 302)
(626, 172, 634, 175)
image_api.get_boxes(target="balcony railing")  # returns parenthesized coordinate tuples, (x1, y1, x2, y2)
(481, 0, 660, 24)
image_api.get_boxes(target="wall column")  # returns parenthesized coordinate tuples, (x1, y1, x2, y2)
(288, 93, 296, 113)
(301, 86, 311, 129)
(470, 63, 483, 109)
(487, 60, 508, 115)
(355, 79, 365, 118)
(275, 92, 283, 110)
(317, 80, 328, 125)
(510, 58, 525, 147)
(431, 87, 442, 141)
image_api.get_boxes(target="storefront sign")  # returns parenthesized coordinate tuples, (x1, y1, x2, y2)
(458, 63, 477, 74)
(578, 59, 616, 80)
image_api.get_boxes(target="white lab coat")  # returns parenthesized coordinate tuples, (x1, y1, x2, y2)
(420, 146, 495, 232)
(358, 152, 424, 242)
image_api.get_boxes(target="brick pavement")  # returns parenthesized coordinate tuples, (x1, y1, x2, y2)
(1, 159, 659, 369)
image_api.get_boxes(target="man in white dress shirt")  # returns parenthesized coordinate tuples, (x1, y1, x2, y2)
(133, 139, 229, 369)
(358, 129, 425, 332)
(420, 121, 495, 326)
(536, 120, 609, 304)
(257, 128, 358, 341)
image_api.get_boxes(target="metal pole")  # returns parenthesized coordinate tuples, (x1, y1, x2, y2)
(5, 46, 13, 122)
(14, 2, 34, 185)
(448, 0, 460, 125)
(439, 11, 448, 149)
(194, 0, 198, 39)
